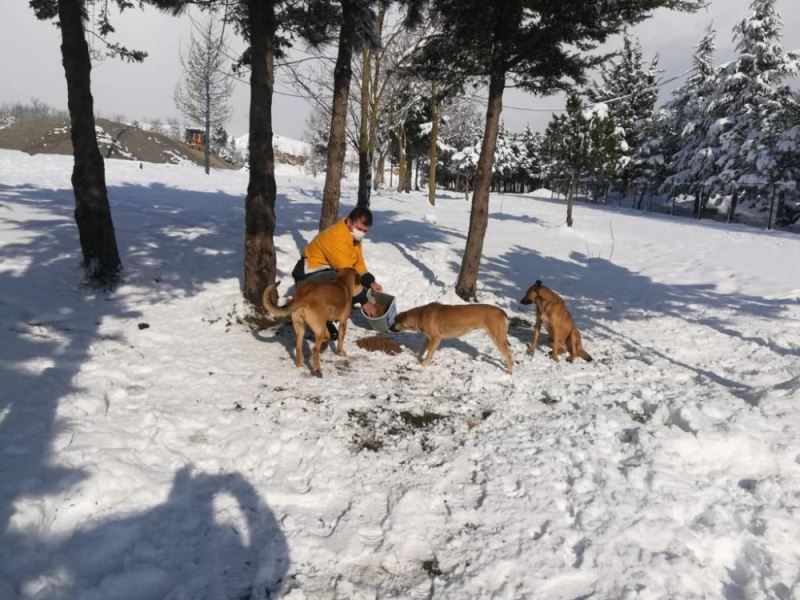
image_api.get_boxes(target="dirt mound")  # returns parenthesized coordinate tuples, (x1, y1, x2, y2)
(0, 117, 235, 169)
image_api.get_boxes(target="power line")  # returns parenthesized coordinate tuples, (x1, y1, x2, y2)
(479, 65, 699, 113)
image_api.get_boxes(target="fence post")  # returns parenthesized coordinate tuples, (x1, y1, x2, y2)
(767, 184, 777, 230)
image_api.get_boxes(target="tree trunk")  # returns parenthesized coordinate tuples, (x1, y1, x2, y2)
(414, 156, 419, 191)
(57, 0, 121, 283)
(455, 70, 505, 301)
(243, 0, 278, 307)
(204, 76, 211, 175)
(396, 125, 406, 192)
(357, 47, 371, 207)
(566, 175, 576, 227)
(320, 0, 356, 230)
(374, 148, 386, 190)
(367, 9, 385, 194)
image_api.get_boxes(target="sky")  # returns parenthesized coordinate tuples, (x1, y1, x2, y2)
(2, 0, 799, 141)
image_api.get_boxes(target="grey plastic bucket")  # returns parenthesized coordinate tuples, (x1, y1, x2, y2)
(360, 289, 397, 333)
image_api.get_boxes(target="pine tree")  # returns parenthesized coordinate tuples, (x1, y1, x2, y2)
(303, 103, 331, 177)
(702, 0, 799, 216)
(542, 95, 622, 226)
(586, 33, 660, 192)
(174, 16, 234, 175)
(415, 0, 705, 300)
(662, 26, 718, 212)
(519, 126, 544, 192)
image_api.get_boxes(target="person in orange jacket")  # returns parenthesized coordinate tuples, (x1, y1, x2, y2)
(291, 206, 384, 340)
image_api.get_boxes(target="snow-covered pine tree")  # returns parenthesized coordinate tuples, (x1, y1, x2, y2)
(662, 26, 718, 213)
(519, 126, 544, 193)
(586, 33, 660, 194)
(701, 0, 799, 217)
(542, 95, 622, 226)
(437, 99, 482, 196)
(414, 0, 704, 299)
(303, 104, 331, 177)
(493, 125, 523, 193)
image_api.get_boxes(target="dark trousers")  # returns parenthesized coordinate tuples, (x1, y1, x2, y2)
(291, 258, 369, 307)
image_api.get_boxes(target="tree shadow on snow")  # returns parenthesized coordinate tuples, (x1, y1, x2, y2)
(479, 244, 794, 403)
(0, 180, 292, 597)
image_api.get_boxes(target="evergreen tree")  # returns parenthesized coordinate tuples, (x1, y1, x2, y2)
(586, 33, 660, 192)
(303, 103, 331, 177)
(415, 0, 705, 300)
(662, 26, 718, 211)
(542, 95, 622, 226)
(437, 99, 482, 195)
(174, 16, 234, 175)
(702, 0, 799, 215)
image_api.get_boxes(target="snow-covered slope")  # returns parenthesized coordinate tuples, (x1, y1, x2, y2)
(234, 133, 311, 159)
(1, 149, 799, 599)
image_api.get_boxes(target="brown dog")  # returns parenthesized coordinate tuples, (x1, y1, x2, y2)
(520, 280, 592, 362)
(263, 268, 361, 377)
(389, 303, 513, 373)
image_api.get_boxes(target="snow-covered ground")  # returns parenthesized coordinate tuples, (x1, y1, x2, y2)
(1, 148, 799, 600)
(235, 133, 312, 159)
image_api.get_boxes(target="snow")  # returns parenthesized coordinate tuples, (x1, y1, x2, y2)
(1, 148, 800, 599)
(234, 133, 311, 158)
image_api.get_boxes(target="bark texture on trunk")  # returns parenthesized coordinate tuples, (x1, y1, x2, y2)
(428, 83, 440, 206)
(357, 48, 371, 207)
(58, 0, 121, 282)
(374, 149, 385, 190)
(396, 125, 406, 193)
(566, 176, 576, 227)
(320, 0, 356, 230)
(455, 70, 505, 301)
(204, 77, 211, 175)
(243, 0, 278, 307)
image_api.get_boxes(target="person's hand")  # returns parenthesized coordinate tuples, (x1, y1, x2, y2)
(370, 282, 383, 292)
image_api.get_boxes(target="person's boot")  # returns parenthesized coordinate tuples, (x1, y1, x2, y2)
(326, 321, 338, 341)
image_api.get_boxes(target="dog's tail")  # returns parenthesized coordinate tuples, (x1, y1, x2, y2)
(262, 282, 293, 318)
(578, 348, 593, 362)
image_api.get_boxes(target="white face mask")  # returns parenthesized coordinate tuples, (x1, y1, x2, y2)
(351, 228, 366, 242)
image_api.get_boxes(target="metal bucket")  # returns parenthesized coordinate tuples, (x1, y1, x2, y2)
(360, 290, 397, 333)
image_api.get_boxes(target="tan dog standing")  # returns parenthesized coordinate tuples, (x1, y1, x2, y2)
(520, 280, 592, 362)
(390, 303, 513, 373)
(263, 268, 361, 377)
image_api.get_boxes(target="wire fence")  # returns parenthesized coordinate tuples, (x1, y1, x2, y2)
(545, 179, 800, 231)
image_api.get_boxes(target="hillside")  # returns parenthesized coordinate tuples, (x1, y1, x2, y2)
(0, 116, 235, 169)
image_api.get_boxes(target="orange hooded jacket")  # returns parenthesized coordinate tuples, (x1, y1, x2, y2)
(304, 218, 368, 274)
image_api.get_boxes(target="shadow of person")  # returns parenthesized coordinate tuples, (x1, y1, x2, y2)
(29, 466, 289, 600)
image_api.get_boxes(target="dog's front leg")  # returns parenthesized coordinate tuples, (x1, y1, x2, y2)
(529, 315, 542, 354)
(421, 336, 441, 366)
(416, 339, 428, 362)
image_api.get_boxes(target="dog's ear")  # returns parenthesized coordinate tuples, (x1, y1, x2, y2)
(533, 279, 542, 288)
